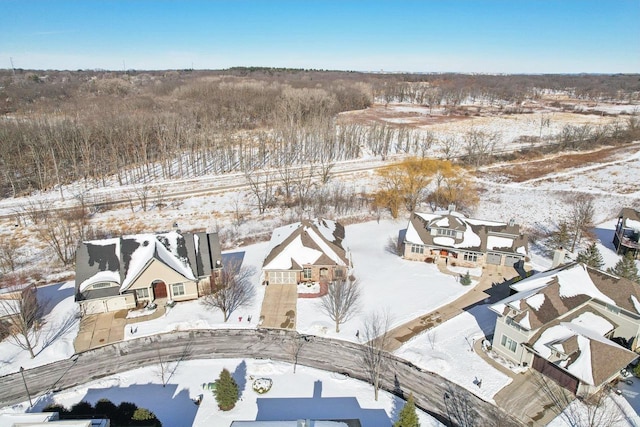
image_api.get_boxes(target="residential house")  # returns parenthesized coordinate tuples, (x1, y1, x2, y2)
(0, 411, 109, 426)
(490, 262, 640, 396)
(403, 209, 528, 268)
(262, 219, 350, 285)
(613, 208, 640, 259)
(75, 231, 221, 315)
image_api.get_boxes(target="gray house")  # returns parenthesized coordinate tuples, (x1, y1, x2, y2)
(75, 231, 221, 314)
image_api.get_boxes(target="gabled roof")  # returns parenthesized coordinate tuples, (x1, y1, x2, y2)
(527, 309, 635, 387)
(492, 262, 640, 387)
(619, 207, 640, 232)
(75, 231, 221, 300)
(262, 219, 348, 271)
(492, 263, 640, 331)
(405, 211, 527, 255)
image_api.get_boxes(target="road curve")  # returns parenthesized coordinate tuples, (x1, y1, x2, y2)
(0, 329, 523, 427)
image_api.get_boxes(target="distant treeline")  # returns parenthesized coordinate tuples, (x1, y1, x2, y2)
(0, 69, 638, 198)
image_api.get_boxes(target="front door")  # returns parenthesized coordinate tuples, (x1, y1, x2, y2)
(152, 281, 167, 299)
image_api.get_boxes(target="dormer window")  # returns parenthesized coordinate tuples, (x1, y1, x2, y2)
(437, 229, 456, 237)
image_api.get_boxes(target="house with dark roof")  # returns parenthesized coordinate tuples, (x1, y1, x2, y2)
(403, 210, 528, 267)
(75, 231, 221, 315)
(613, 207, 640, 259)
(490, 262, 640, 396)
(262, 219, 350, 285)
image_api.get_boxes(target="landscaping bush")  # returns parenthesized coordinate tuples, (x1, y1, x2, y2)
(252, 378, 273, 394)
(460, 271, 472, 286)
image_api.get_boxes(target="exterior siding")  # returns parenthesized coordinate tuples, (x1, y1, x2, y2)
(589, 301, 640, 349)
(492, 316, 533, 365)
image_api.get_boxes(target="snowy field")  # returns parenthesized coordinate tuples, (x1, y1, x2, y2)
(1, 102, 639, 425)
(1, 359, 443, 427)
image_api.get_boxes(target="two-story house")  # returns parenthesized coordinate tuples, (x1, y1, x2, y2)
(404, 209, 528, 268)
(490, 262, 640, 396)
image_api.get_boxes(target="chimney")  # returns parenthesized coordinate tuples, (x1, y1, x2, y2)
(508, 218, 515, 227)
(551, 247, 566, 268)
(448, 203, 456, 213)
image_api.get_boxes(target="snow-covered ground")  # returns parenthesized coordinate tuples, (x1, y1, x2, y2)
(1, 101, 640, 425)
(0, 281, 79, 376)
(1, 359, 443, 427)
(395, 305, 511, 402)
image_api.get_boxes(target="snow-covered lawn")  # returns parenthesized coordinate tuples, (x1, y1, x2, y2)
(0, 281, 79, 376)
(3, 359, 443, 427)
(395, 304, 512, 402)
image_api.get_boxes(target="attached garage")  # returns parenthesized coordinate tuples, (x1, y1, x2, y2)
(486, 252, 503, 265)
(268, 270, 298, 285)
(105, 294, 135, 311)
(81, 299, 107, 315)
(504, 254, 522, 267)
(532, 355, 579, 395)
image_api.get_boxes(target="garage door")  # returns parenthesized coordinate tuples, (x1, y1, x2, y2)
(486, 252, 502, 265)
(532, 355, 578, 394)
(504, 255, 522, 267)
(83, 300, 107, 315)
(106, 296, 129, 312)
(268, 271, 297, 284)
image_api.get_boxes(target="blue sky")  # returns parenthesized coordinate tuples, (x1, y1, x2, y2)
(1, 0, 639, 73)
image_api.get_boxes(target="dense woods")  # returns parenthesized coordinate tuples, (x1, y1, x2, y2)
(1, 69, 639, 199)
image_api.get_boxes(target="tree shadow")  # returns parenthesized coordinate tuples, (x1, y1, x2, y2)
(233, 360, 247, 398)
(30, 384, 198, 427)
(389, 374, 404, 424)
(593, 227, 616, 252)
(255, 380, 391, 426)
(37, 282, 75, 318)
(38, 309, 79, 353)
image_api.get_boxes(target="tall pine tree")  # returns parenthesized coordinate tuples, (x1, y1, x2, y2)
(576, 242, 604, 269)
(215, 368, 239, 411)
(608, 253, 640, 284)
(394, 393, 420, 427)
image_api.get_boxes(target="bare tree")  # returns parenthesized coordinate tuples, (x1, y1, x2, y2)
(34, 212, 83, 266)
(134, 184, 152, 212)
(244, 170, 276, 215)
(0, 278, 44, 359)
(154, 337, 193, 387)
(443, 385, 478, 427)
(361, 310, 392, 401)
(319, 278, 361, 333)
(0, 238, 21, 274)
(532, 372, 622, 427)
(201, 261, 256, 322)
(288, 333, 312, 374)
(568, 194, 595, 252)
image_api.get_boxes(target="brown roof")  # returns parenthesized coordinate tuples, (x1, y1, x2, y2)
(587, 267, 640, 314)
(619, 207, 640, 223)
(406, 211, 528, 255)
(262, 219, 348, 271)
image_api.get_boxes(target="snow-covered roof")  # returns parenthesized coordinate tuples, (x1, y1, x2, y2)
(531, 313, 634, 387)
(405, 211, 527, 255)
(620, 208, 640, 232)
(263, 219, 348, 271)
(75, 231, 219, 300)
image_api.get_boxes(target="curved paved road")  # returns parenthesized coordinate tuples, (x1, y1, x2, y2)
(0, 329, 522, 427)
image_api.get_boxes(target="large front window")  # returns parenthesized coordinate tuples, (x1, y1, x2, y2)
(136, 288, 149, 299)
(172, 283, 185, 297)
(463, 252, 478, 262)
(501, 334, 518, 353)
(411, 244, 424, 254)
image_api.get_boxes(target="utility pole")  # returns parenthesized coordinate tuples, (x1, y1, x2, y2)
(9, 57, 16, 77)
